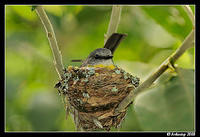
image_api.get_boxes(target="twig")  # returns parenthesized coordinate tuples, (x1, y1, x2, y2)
(183, 5, 195, 26)
(35, 6, 78, 130)
(35, 6, 65, 79)
(104, 5, 122, 44)
(115, 29, 195, 114)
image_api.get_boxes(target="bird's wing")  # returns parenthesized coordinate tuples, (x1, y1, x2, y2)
(104, 33, 127, 54)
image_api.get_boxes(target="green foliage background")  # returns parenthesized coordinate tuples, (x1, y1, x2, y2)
(6, 5, 195, 131)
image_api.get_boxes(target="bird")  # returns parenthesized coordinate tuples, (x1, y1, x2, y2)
(72, 33, 127, 69)
(56, 33, 132, 131)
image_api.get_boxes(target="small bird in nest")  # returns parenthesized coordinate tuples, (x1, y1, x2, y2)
(71, 33, 127, 69)
(56, 33, 140, 131)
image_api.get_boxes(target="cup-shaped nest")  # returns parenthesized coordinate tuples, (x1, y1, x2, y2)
(55, 66, 139, 131)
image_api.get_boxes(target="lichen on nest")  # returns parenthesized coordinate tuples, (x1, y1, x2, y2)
(55, 66, 140, 131)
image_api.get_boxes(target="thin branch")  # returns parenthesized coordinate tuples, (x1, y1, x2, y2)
(183, 5, 195, 26)
(104, 5, 122, 44)
(115, 29, 195, 114)
(35, 6, 65, 79)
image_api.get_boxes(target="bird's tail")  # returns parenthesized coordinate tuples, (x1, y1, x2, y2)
(104, 33, 127, 54)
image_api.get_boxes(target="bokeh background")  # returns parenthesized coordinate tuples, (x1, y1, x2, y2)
(6, 5, 195, 131)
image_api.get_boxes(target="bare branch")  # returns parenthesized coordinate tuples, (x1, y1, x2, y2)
(35, 6, 65, 79)
(115, 29, 195, 114)
(104, 5, 122, 44)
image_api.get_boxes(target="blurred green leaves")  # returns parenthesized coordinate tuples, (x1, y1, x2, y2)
(5, 5, 195, 131)
(140, 6, 193, 40)
(134, 68, 194, 131)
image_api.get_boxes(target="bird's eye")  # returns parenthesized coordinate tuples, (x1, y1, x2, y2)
(95, 54, 100, 59)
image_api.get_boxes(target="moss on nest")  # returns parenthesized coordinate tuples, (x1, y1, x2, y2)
(55, 66, 139, 131)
